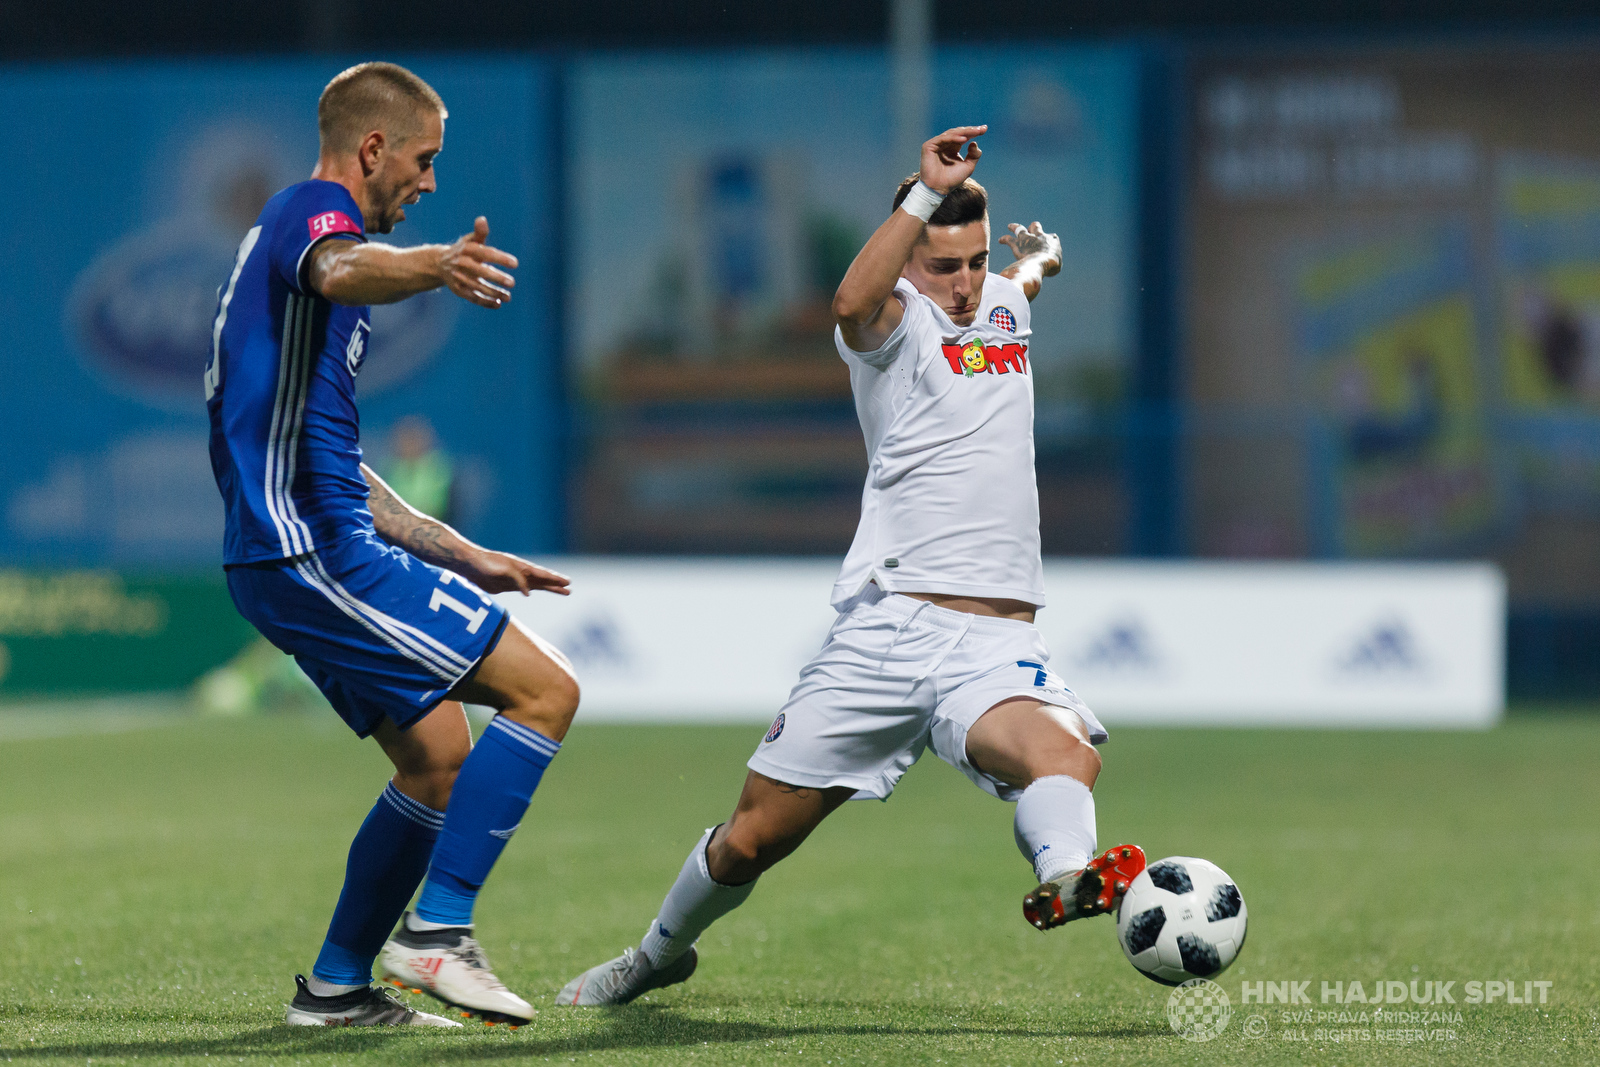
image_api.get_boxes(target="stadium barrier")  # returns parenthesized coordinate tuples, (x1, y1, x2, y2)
(0, 570, 255, 695)
(494, 558, 1505, 727)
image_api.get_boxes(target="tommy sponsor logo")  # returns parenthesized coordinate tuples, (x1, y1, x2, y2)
(308, 210, 361, 240)
(943, 338, 1028, 377)
(764, 713, 785, 743)
(989, 305, 1017, 332)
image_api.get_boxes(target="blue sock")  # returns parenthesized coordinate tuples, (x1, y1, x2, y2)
(311, 782, 443, 986)
(414, 716, 560, 927)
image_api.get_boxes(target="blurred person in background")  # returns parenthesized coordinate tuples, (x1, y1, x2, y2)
(380, 415, 457, 525)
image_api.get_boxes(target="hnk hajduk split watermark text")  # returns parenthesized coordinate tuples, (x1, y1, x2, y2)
(1165, 977, 1556, 1043)
(1240, 978, 1553, 1005)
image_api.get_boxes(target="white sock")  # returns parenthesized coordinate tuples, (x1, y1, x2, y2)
(1013, 775, 1098, 884)
(305, 976, 366, 997)
(638, 826, 757, 968)
(405, 911, 470, 933)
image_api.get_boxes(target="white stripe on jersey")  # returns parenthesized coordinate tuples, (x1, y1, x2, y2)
(276, 293, 317, 555)
(206, 225, 260, 402)
(262, 293, 304, 557)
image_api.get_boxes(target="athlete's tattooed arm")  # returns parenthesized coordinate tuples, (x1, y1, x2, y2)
(998, 222, 1062, 302)
(360, 464, 570, 596)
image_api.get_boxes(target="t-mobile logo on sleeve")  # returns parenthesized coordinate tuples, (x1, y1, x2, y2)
(308, 211, 361, 239)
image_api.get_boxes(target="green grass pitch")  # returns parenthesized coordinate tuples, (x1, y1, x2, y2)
(2, 710, 1598, 1065)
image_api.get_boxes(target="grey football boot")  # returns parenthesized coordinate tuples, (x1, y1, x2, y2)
(555, 945, 698, 1006)
(284, 974, 462, 1027)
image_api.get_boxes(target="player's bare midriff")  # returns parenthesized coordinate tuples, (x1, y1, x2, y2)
(875, 583, 1037, 623)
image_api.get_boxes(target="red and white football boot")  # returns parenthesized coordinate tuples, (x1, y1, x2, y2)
(1023, 844, 1147, 931)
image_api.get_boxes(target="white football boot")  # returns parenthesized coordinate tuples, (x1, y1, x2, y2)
(284, 975, 462, 1027)
(556, 946, 698, 1006)
(378, 916, 534, 1026)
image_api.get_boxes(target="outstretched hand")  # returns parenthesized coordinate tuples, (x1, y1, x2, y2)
(439, 217, 518, 309)
(462, 549, 571, 596)
(999, 222, 1062, 276)
(920, 126, 987, 194)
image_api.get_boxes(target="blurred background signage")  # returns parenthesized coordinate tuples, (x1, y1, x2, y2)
(490, 559, 1504, 726)
(0, 58, 563, 570)
(7, 23, 1600, 705)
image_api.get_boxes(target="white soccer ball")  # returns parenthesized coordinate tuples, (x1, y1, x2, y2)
(1116, 856, 1247, 986)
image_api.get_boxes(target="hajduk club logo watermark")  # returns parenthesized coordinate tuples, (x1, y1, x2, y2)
(1166, 977, 1554, 1044)
(1167, 979, 1232, 1042)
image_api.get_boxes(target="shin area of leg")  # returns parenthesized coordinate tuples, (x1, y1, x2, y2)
(638, 827, 757, 968)
(1013, 775, 1098, 884)
(966, 699, 1102, 884)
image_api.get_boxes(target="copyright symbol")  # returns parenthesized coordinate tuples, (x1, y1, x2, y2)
(1243, 1014, 1269, 1039)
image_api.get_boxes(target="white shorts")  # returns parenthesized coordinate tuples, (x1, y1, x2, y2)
(747, 585, 1108, 803)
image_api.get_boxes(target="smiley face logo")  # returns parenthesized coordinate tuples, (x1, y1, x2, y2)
(961, 339, 988, 376)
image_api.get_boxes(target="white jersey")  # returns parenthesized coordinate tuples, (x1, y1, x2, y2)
(831, 273, 1044, 609)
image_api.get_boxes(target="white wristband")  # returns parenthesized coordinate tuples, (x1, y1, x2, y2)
(899, 180, 946, 223)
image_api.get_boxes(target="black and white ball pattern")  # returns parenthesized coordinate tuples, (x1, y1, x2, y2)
(1115, 857, 1247, 986)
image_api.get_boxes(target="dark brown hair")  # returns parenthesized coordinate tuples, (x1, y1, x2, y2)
(318, 62, 448, 155)
(893, 174, 989, 229)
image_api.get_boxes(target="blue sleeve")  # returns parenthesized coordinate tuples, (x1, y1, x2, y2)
(267, 184, 367, 295)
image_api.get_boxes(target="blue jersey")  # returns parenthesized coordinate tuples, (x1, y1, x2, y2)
(205, 180, 375, 565)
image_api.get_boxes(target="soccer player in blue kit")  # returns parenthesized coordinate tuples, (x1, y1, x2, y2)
(205, 62, 575, 1028)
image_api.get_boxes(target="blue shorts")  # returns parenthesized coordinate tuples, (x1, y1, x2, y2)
(226, 532, 510, 737)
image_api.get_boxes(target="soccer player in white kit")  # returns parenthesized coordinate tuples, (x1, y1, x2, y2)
(557, 125, 1147, 1006)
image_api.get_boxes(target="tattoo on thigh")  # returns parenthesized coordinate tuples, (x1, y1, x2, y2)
(755, 772, 813, 798)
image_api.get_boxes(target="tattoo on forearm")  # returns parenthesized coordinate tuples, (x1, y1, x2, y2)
(407, 522, 470, 565)
(365, 472, 469, 566)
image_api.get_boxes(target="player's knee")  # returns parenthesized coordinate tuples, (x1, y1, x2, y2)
(1024, 730, 1100, 786)
(536, 670, 581, 731)
(1075, 737, 1103, 779)
(499, 669, 579, 739)
(548, 669, 580, 720)
(390, 735, 468, 778)
(423, 766, 460, 808)
(711, 823, 771, 881)
(394, 764, 459, 811)
(439, 744, 469, 780)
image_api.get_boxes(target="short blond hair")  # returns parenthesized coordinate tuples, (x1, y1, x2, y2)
(317, 62, 447, 155)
